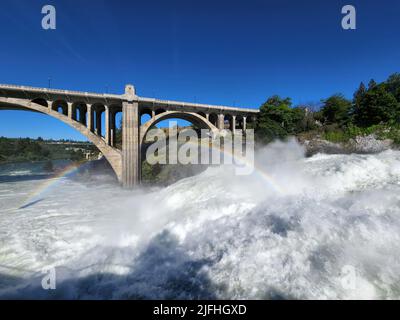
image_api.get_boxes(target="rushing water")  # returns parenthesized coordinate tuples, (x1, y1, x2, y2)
(1, 139, 400, 299)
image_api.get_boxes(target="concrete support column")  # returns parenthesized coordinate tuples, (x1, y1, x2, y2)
(243, 116, 247, 132)
(122, 100, 140, 188)
(87, 104, 93, 132)
(68, 103, 73, 119)
(206, 113, 210, 121)
(232, 115, 236, 135)
(151, 110, 156, 118)
(218, 114, 225, 130)
(105, 106, 111, 145)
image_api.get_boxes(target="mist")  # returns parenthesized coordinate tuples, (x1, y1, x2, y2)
(1, 139, 400, 299)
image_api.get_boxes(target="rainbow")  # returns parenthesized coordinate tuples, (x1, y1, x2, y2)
(202, 142, 286, 194)
(158, 138, 286, 194)
(18, 162, 84, 209)
(18, 141, 285, 209)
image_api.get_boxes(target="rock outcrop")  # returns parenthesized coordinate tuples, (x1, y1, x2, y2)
(299, 134, 396, 156)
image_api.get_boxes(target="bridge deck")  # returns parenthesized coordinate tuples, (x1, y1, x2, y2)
(0, 84, 259, 114)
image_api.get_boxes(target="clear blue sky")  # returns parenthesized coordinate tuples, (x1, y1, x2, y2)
(1, 0, 400, 140)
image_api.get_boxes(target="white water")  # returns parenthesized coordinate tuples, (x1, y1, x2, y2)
(1, 139, 400, 299)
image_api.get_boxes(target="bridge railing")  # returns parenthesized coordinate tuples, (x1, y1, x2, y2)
(0, 84, 121, 100)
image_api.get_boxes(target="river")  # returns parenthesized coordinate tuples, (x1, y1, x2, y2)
(1, 139, 400, 299)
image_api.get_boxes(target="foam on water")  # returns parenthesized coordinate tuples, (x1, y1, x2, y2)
(1, 139, 400, 299)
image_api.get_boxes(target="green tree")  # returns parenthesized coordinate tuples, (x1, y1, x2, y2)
(256, 96, 288, 143)
(353, 82, 367, 109)
(141, 160, 162, 183)
(368, 79, 377, 90)
(321, 94, 352, 126)
(256, 95, 308, 143)
(69, 149, 84, 161)
(114, 120, 122, 148)
(354, 84, 399, 126)
(385, 73, 400, 101)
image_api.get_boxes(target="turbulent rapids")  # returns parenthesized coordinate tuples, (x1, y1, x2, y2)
(1, 139, 400, 299)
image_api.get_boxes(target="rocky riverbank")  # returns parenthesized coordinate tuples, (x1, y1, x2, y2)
(298, 134, 398, 156)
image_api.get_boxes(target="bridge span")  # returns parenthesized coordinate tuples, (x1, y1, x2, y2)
(0, 84, 259, 187)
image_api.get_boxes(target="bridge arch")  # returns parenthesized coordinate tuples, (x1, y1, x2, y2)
(208, 113, 219, 127)
(0, 97, 122, 181)
(140, 111, 219, 144)
(71, 101, 87, 125)
(197, 111, 206, 119)
(155, 108, 166, 116)
(52, 100, 68, 115)
(235, 114, 244, 131)
(140, 107, 153, 125)
(32, 98, 48, 107)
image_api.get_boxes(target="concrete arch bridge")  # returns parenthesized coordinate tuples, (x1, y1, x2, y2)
(0, 84, 259, 187)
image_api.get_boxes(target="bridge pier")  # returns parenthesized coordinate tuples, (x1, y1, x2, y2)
(122, 85, 141, 188)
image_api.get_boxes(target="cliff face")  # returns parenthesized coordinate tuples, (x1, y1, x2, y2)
(299, 134, 396, 156)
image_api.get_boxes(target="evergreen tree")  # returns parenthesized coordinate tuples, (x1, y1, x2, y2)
(255, 95, 309, 143)
(321, 94, 352, 126)
(352, 82, 367, 121)
(354, 85, 399, 126)
(385, 73, 400, 101)
(368, 79, 377, 90)
(353, 82, 367, 106)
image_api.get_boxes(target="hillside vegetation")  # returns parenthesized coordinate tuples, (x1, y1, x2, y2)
(0, 137, 95, 163)
(255, 73, 400, 146)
